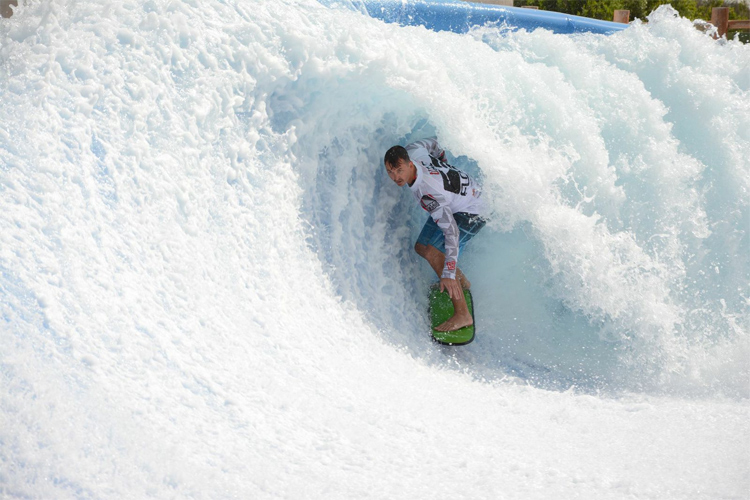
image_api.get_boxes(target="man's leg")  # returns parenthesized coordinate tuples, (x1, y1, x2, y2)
(414, 243, 471, 290)
(415, 242, 473, 331)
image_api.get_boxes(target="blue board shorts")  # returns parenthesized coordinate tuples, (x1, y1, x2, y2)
(416, 212, 487, 254)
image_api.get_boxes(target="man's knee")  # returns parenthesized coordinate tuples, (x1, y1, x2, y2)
(414, 242, 427, 257)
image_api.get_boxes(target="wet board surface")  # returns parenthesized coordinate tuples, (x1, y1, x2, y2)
(429, 287, 475, 346)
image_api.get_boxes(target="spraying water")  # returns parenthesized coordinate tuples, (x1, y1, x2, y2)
(1, 0, 748, 498)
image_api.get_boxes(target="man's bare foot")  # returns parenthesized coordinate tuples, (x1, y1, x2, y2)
(434, 313, 473, 332)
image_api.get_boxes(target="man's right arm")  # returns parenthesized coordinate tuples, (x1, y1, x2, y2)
(406, 138, 446, 164)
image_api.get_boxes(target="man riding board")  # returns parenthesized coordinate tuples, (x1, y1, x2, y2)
(384, 138, 487, 332)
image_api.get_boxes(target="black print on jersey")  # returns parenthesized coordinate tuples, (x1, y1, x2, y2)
(430, 156, 470, 196)
(420, 195, 440, 213)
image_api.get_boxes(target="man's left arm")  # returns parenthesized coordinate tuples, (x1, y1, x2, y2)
(433, 206, 463, 299)
(432, 206, 459, 280)
(420, 191, 462, 300)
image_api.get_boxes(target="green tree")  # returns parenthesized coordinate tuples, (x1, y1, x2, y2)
(513, 0, 749, 23)
(579, 0, 627, 20)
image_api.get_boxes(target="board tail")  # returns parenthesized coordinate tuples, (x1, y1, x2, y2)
(428, 287, 475, 346)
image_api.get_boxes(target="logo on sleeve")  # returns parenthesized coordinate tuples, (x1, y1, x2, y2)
(446, 261, 456, 271)
(420, 195, 440, 213)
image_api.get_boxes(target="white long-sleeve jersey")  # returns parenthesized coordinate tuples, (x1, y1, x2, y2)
(407, 139, 485, 280)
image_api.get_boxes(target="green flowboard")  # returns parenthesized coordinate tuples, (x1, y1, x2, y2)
(428, 287, 475, 345)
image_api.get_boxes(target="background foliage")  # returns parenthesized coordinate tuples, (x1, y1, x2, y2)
(512, 0, 749, 22)
(511, 0, 749, 41)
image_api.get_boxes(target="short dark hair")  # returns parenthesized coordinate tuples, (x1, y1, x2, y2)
(384, 145, 410, 169)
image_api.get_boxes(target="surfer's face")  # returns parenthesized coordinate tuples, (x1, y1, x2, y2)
(386, 159, 416, 187)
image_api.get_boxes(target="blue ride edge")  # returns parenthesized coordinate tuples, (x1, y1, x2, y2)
(353, 0, 628, 35)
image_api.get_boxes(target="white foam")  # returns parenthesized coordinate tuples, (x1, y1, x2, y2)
(1, 0, 748, 497)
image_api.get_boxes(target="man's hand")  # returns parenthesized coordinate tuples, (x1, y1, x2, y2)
(440, 277, 462, 300)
